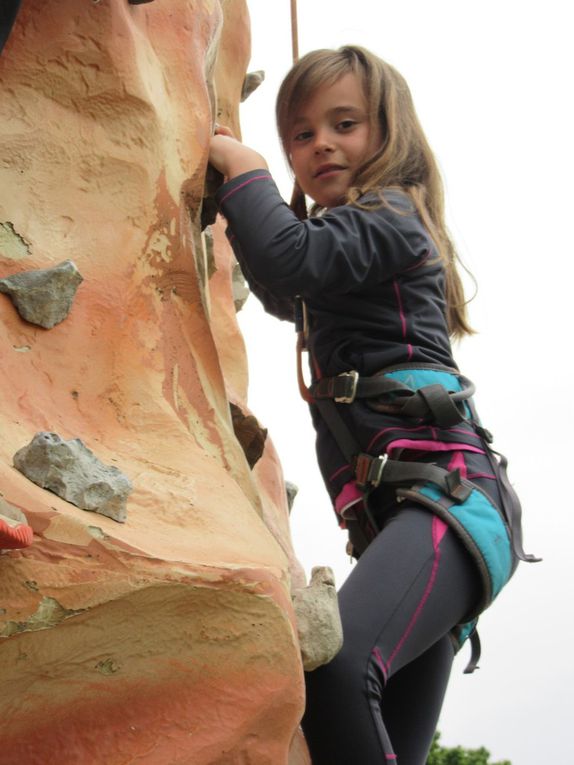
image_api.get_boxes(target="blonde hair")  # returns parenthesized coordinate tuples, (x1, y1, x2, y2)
(276, 45, 474, 338)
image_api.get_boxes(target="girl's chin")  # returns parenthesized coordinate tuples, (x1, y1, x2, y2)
(314, 194, 346, 209)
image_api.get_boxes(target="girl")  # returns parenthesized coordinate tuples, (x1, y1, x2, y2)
(209, 46, 535, 765)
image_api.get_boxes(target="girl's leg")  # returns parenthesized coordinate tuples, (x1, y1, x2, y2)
(301, 506, 480, 765)
(381, 634, 454, 763)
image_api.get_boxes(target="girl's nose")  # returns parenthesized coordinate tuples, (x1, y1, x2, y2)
(313, 130, 334, 153)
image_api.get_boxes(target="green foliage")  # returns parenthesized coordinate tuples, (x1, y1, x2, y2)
(426, 732, 511, 765)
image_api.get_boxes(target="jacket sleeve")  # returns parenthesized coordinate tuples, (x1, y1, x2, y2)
(228, 233, 295, 322)
(215, 170, 430, 300)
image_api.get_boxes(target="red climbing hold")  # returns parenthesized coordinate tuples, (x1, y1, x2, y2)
(0, 511, 33, 549)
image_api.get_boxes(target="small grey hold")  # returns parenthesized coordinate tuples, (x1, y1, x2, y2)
(232, 261, 249, 312)
(0, 260, 83, 329)
(292, 566, 343, 671)
(203, 226, 217, 280)
(285, 481, 299, 513)
(241, 70, 265, 102)
(13, 432, 132, 522)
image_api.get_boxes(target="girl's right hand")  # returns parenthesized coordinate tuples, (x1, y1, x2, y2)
(213, 123, 235, 139)
(209, 125, 268, 181)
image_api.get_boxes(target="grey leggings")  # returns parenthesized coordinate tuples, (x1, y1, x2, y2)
(301, 505, 481, 765)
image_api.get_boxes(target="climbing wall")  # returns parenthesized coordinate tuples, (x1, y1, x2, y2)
(0, 1, 310, 762)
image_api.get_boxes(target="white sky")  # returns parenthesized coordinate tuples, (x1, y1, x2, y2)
(237, 2, 572, 763)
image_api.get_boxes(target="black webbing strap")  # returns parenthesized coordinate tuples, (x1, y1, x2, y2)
(400, 383, 466, 427)
(312, 373, 409, 403)
(464, 628, 482, 674)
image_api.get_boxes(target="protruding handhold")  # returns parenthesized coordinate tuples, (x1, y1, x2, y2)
(0, 260, 83, 328)
(203, 226, 217, 280)
(285, 481, 299, 513)
(229, 403, 267, 469)
(241, 70, 265, 102)
(13, 432, 132, 522)
(232, 261, 249, 312)
(292, 566, 344, 671)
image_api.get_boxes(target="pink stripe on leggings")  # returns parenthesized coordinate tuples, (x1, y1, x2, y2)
(383, 515, 448, 675)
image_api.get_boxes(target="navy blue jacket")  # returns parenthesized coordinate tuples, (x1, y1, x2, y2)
(216, 170, 466, 504)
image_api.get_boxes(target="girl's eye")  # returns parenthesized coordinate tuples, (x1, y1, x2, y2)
(337, 119, 356, 131)
(293, 130, 313, 142)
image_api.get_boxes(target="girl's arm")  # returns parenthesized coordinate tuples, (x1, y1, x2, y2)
(209, 130, 430, 300)
(208, 130, 294, 321)
(215, 173, 430, 299)
(209, 132, 268, 181)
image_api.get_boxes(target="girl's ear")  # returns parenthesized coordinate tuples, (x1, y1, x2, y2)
(290, 182, 308, 220)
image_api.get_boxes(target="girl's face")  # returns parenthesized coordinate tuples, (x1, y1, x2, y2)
(288, 72, 381, 209)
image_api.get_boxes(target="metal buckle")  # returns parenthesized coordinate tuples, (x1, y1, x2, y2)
(368, 454, 388, 487)
(355, 452, 388, 489)
(334, 370, 359, 404)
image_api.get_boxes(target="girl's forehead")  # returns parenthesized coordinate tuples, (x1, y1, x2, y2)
(293, 72, 368, 122)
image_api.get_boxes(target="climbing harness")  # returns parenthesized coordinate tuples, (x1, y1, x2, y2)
(295, 298, 537, 557)
(295, 296, 540, 670)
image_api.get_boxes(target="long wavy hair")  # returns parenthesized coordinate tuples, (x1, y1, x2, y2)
(276, 45, 474, 338)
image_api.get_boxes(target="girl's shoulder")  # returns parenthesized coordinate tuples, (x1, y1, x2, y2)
(355, 185, 416, 215)
(337, 186, 425, 240)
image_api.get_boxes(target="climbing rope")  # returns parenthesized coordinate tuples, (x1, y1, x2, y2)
(290, 0, 299, 62)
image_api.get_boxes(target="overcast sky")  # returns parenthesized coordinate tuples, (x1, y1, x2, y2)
(236, 2, 572, 762)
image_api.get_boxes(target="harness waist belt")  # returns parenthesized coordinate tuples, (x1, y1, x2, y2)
(311, 369, 475, 428)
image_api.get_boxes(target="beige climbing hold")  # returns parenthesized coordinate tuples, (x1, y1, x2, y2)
(292, 566, 343, 671)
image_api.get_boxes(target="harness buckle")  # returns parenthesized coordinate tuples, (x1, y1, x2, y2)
(334, 370, 359, 404)
(355, 452, 388, 489)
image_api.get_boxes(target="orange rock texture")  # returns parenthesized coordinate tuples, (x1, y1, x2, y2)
(0, 1, 309, 762)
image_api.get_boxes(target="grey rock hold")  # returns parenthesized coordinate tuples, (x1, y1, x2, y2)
(241, 70, 265, 102)
(285, 481, 299, 513)
(292, 566, 343, 671)
(203, 226, 217, 280)
(232, 261, 249, 312)
(0, 260, 83, 329)
(13, 432, 132, 522)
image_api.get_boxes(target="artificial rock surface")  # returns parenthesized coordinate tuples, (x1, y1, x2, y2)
(0, 1, 310, 763)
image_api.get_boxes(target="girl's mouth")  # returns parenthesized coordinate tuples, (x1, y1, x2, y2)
(314, 164, 345, 178)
